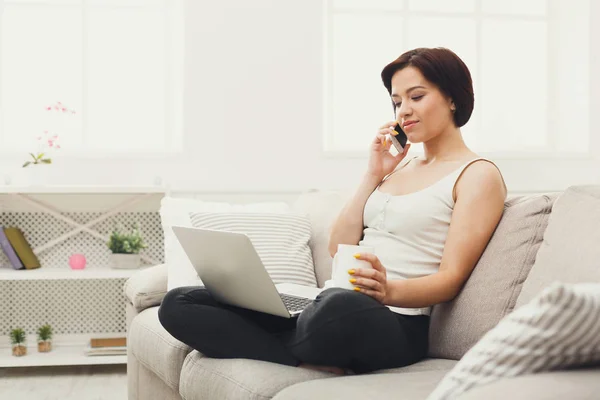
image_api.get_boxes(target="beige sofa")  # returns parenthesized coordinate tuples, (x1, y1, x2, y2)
(124, 186, 600, 400)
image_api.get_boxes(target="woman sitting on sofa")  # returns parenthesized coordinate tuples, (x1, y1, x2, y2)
(159, 47, 507, 375)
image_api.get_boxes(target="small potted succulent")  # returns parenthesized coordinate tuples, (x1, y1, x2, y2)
(37, 324, 53, 352)
(107, 223, 147, 269)
(10, 327, 27, 357)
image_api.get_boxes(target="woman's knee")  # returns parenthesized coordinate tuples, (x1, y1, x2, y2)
(296, 288, 379, 332)
(158, 287, 184, 328)
(158, 287, 211, 330)
(313, 287, 379, 311)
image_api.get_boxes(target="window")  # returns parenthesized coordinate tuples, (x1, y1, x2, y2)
(0, 0, 183, 155)
(323, 0, 591, 159)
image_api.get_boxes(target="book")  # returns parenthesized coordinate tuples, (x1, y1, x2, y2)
(3, 227, 41, 270)
(84, 344, 127, 357)
(90, 337, 127, 348)
(0, 226, 24, 269)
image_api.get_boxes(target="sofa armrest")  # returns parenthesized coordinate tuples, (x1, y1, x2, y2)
(456, 367, 600, 400)
(124, 263, 168, 314)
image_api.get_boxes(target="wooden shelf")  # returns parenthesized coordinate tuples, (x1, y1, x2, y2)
(0, 343, 126, 367)
(0, 266, 151, 280)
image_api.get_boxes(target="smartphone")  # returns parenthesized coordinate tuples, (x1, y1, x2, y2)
(390, 123, 408, 153)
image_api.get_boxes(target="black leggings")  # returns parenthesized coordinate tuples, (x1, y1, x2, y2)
(158, 287, 429, 374)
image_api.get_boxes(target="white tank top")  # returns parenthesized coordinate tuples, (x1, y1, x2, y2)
(359, 157, 498, 316)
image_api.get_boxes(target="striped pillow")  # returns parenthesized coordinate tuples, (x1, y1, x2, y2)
(428, 282, 600, 400)
(189, 212, 317, 287)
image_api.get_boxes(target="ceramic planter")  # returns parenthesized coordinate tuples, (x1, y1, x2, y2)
(12, 344, 27, 357)
(110, 253, 141, 269)
(38, 340, 52, 352)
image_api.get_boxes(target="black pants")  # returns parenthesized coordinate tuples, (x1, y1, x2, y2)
(158, 287, 429, 374)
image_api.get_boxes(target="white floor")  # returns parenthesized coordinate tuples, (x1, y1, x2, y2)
(0, 364, 127, 400)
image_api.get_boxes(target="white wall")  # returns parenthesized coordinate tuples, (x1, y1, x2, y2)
(172, 0, 368, 193)
(1, 0, 599, 194)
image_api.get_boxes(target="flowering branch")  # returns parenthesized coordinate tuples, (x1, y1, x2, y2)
(22, 131, 61, 167)
(22, 101, 74, 168)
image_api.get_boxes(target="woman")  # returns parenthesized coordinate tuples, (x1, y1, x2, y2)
(158, 47, 507, 375)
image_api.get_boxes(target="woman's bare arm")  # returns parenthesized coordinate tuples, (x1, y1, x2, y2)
(385, 160, 507, 307)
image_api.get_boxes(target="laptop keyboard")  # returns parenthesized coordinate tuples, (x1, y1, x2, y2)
(279, 293, 313, 313)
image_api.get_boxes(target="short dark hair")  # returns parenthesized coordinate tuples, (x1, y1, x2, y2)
(381, 47, 474, 127)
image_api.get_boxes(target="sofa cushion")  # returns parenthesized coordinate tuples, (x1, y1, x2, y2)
(516, 185, 600, 307)
(428, 193, 559, 360)
(160, 196, 290, 290)
(178, 351, 332, 400)
(129, 307, 192, 392)
(132, 362, 182, 400)
(291, 190, 350, 287)
(428, 282, 600, 400)
(377, 358, 458, 374)
(189, 211, 317, 287)
(273, 369, 450, 400)
(275, 358, 458, 400)
(124, 264, 168, 314)
(455, 368, 600, 400)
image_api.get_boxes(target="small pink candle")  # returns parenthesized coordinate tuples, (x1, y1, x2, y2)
(69, 254, 87, 270)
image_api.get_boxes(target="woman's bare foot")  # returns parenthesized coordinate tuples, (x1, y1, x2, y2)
(298, 362, 346, 375)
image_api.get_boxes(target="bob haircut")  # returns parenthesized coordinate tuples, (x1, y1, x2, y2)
(381, 47, 474, 128)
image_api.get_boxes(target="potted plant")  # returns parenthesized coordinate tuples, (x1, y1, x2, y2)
(10, 328, 27, 357)
(37, 324, 53, 352)
(107, 223, 147, 269)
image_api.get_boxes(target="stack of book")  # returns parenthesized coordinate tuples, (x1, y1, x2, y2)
(0, 226, 41, 270)
(84, 336, 127, 357)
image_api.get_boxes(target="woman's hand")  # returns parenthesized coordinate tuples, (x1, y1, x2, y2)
(366, 121, 411, 181)
(349, 252, 389, 304)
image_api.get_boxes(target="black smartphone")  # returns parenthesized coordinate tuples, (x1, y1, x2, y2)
(390, 123, 408, 153)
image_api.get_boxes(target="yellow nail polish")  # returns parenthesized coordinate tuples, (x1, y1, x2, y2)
(383, 139, 387, 146)
(348, 269, 355, 275)
(353, 253, 361, 258)
(349, 278, 356, 283)
(354, 287, 361, 292)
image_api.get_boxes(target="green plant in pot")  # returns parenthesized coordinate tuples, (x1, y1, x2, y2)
(10, 327, 27, 357)
(107, 223, 147, 269)
(37, 324, 53, 353)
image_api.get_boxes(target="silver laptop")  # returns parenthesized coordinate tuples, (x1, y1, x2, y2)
(172, 226, 323, 318)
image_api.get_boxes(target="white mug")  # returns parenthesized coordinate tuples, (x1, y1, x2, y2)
(330, 244, 375, 290)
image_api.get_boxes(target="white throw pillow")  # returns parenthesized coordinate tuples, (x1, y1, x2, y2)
(428, 282, 600, 400)
(189, 212, 317, 287)
(291, 189, 350, 287)
(160, 196, 290, 290)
